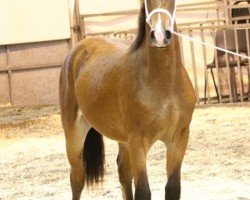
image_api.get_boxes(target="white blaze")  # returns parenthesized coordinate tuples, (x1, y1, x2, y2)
(154, 14, 165, 46)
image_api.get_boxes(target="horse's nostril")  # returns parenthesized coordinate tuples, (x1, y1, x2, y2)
(150, 30, 155, 41)
(165, 30, 172, 40)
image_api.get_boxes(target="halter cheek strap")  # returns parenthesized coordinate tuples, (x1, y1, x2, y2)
(144, 0, 176, 31)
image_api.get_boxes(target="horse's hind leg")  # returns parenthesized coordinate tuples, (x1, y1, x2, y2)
(60, 62, 91, 199)
(117, 143, 133, 200)
(165, 128, 189, 200)
(60, 92, 90, 199)
(62, 109, 90, 200)
(65, 113, 90, 200)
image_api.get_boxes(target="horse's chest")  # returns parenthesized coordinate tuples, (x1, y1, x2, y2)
(147, 102, 182, 130)
(137, 88, 182, 124)
(133, 93, 184, 137)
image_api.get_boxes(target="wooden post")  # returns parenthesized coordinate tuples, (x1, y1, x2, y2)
(216, 8, 220, 25)
(178, 31, 186, 70)
(200, 28, 211, 104)
(222, 28, 233, 103)
(75, 0, 84, 40)
(5, 45, 13, 105)
(212, 25, 223, 103)
(246, 25, 250, 101)
(68, 0, 82, 48)
(234, 26, 244, 102)
(223, 0, 230, 25)
(67, 0, 74, 48)
(189, 30, 200, 103)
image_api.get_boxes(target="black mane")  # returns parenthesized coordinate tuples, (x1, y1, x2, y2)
(129, 4, 146, 53)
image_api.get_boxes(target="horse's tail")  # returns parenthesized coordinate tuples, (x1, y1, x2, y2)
(83, 128, 105, 186)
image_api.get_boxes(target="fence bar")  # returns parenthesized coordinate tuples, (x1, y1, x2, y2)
(0, 62, 62, 72)
(200, 29, 211, 104)
(222, 28, 233, 103)
(85, 29, 137, 37)
(246, 25, 250, 101)
(75, 0, 83, 40)
(177, 4, 250, 13)
(178, 1, 216, 8)
(178, 23, 250, 31)
(216, 8, 220, 23)
(81, 9, 139, 18)
(212, 26, 223, 103)
(80, 3, 248, 17)
(67, 0, 76, 47)
(223, 0, 230, 25)
(178, 31, 186, 68)
(178, 16, 250, 28)
(234, 27, 244, 102)
(5, 46, 12, 105)
(189, 30, 200, 103)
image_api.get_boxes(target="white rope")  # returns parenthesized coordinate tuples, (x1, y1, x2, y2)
(171, 30, 250, 60)
(144, 0, 149, 17)
(146, 8, 174, 29)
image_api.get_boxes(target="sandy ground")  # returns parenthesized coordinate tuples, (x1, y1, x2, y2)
(0, 105, 249, 200)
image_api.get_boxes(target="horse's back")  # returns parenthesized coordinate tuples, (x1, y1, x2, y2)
(72, 37, 128, 86)
(65, 37, 129, 79)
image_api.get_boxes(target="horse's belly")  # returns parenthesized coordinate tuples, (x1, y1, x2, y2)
(75, 78, 127, 142)
(79, 101, 127, 142)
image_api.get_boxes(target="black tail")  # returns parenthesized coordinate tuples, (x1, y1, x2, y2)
(83, 128, 105, 186)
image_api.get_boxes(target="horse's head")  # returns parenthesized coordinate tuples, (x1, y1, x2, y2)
(144, 0, 176, 48)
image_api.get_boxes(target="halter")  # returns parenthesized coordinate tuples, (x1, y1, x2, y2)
(144, 0, 176, 31)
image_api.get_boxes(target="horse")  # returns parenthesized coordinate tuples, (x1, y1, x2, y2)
(59, 0, 196, 199)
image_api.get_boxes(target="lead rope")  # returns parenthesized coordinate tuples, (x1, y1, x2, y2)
(171, 30, 250, 60)
(143, 0, 250, 60)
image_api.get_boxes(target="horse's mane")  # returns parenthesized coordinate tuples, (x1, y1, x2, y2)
(129, 4, 146, 53)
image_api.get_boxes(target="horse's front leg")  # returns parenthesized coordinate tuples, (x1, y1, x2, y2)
(117, 143, 133, 200)
(128, 137, 151, 200)
(165, 128, 189, 200)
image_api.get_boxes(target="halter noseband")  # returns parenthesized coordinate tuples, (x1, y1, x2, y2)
(144, 0, 176, 31)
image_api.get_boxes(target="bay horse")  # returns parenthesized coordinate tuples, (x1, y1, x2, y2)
(59, 0, 196, 199)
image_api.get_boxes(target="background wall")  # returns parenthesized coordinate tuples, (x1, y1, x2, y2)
(0, 0, 217, 106)
(0, 0, 71, 45)
(1, 0, 243, 106)
(0, 0, 71, 106)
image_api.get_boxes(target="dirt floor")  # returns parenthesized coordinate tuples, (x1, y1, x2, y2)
(0, 105, 249, 200)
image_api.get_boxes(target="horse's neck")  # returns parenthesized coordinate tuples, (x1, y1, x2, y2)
(141, 37, 178, 92)
(148, 44, 176, 76)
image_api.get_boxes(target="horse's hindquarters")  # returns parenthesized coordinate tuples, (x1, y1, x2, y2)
(73, 39, 128, 143)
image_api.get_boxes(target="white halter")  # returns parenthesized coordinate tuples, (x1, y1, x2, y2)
(144, 0, 176, 31)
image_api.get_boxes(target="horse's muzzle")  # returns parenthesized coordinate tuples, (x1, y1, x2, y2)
(150, 29, 172, 48)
